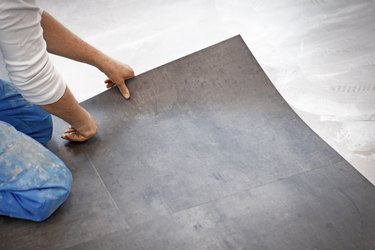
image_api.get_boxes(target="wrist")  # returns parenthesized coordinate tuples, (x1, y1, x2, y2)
(92, 52, 112, 74)
(41, 86, 95, 132)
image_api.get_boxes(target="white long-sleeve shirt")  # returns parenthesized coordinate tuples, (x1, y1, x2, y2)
(0, 0, 66, 105)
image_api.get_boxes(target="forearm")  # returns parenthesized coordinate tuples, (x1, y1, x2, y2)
(40, 11, 109, 72)
(41, 86, 96, 138)
(40, 10, 134, 100)
(39, 10, 133, 141)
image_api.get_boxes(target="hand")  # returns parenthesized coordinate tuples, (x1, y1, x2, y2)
(61, 111, 97, 142)
(102, 59, 135, 99)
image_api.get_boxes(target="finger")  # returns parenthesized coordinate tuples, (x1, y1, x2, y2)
(106, 83, 115, 88)
(61, 131, 88, 142)
(104, 79, 115, 88)
(117, 82, 130, 100)
(64, 128, 76, 134)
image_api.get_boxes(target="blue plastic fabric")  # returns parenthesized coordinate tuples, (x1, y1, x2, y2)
(0, 79, 72, 222)
(0, 79, 52, 145)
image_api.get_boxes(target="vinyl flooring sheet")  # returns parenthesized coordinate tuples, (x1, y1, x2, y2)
(1, 36, 375, 250)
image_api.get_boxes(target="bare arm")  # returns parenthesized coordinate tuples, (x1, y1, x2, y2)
(40, 11, 134, 99)
(41, 86, 97, 142)
(40, 11, 134, 141)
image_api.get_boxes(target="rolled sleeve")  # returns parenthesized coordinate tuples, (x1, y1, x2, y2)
(0, 0, 66, 105)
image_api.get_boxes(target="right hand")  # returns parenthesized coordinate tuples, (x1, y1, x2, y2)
(61, 111, 97, 142)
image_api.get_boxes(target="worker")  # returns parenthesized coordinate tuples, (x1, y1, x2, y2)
(0, 0, 134, 222)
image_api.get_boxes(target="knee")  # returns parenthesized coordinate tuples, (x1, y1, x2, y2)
(0, 166, 72, 222)
(32, 164, 72, 222)
(0, 122, 72, 222)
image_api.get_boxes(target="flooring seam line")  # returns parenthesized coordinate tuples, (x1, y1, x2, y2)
(171, 161, 342, 215)
(85, 153, 122, 212)
(57, 227, 128, 250)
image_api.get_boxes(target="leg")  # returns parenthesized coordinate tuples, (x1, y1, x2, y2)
(0, 79, 52, 145)
(0, 121, 72, 222)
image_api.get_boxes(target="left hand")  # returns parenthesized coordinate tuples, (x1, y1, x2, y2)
(102, 59, 135, 99)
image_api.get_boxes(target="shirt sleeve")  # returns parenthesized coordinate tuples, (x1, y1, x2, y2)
(0, 0, 66, 105)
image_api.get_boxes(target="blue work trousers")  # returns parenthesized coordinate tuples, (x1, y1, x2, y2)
(0, 79, 72, 222)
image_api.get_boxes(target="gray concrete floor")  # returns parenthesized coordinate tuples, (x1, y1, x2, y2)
(36, 0, 375, 183)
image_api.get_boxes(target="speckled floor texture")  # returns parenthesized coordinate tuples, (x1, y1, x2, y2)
(34, 0, 375, 184)
(1, 36, 375, 250)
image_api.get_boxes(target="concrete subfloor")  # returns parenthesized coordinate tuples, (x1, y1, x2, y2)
(31, 0, 374, 184)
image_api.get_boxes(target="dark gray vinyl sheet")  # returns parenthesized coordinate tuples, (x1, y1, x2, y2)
(1, 36, 375, 250)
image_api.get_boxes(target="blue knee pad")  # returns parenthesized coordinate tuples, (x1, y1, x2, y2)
(0, 122, 72, 222)
(0, 79, 53, 145)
